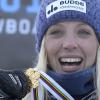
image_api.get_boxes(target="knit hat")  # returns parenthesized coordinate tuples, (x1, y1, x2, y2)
(36, 0, 100, 51)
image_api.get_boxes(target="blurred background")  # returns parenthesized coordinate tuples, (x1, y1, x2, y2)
(0, 0, 41, 70)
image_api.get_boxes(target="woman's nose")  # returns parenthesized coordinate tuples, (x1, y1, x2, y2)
(62, 35, 78, 50)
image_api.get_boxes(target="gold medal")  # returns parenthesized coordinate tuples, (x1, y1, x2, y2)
(25, 68, 40, 89)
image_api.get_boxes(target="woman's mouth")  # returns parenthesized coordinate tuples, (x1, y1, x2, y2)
(59, 57, 83, 72)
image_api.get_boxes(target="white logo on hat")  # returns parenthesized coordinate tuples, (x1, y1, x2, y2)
(46, 0, 86, 18)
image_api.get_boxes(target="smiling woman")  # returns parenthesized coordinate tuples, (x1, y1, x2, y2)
(0, 0, 100, 100)
(45, 21, 98, 73)
(31, 0, 100, 99)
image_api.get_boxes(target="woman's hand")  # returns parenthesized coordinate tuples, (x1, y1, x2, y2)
(0, 69, 29, 99)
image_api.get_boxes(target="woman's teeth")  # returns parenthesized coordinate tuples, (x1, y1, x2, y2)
(61, 58, 81, 62)
(59, 58, 82, 65)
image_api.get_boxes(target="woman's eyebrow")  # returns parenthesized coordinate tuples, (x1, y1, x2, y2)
(47, 25, 61, 32)
(77, 22, 90, 27)
(77, 23, 93, 30)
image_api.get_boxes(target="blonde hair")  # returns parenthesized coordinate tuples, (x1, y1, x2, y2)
(35, 37, 47, 72)
(97, 46, 100, 100)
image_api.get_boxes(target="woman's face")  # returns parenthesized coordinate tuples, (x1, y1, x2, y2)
(45, 21, 99, 73)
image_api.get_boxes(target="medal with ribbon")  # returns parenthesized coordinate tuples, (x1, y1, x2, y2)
(25, 68, 74, 100)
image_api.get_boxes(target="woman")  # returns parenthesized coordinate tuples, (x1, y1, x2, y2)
(0, 0, 100, 100)
(23, 0, 100, 99)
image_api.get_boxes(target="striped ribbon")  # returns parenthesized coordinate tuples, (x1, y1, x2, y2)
(33, 70, 74, 100)
(33, 88, 38, 100)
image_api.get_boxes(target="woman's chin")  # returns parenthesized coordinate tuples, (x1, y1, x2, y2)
(61, 65, 83, 73)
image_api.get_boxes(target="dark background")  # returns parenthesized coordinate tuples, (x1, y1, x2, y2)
(0, 0, 41, 70)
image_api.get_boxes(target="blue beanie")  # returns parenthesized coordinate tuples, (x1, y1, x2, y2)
(36, 0, 100, 52)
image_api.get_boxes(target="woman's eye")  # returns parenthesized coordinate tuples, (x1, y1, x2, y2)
(77, 30, 91, 38)
(50, 31, 63, 36)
